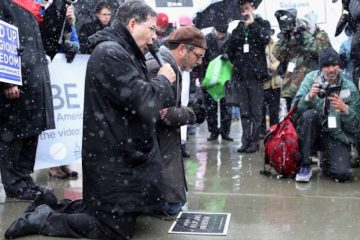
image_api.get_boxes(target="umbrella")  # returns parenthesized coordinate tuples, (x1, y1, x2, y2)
(193, 0, 262, 29)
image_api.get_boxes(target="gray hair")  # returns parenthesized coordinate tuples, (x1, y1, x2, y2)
(115, 0, 156, 25)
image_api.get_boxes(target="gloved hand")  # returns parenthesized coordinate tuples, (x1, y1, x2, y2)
(63, 41, 78, 63)
(189, 99, 207, 124)
(220, 53, 229, 61)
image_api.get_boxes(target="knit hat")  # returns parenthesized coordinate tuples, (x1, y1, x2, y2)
(156, 13, 169, 29)
(166, 26, 207, 49)
(318, 47, 341, 69)
(178, 15, 193, 26)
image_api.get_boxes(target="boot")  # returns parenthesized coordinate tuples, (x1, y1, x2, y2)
(25, 187, 58, 213)
(245, 143, 259, 153)
(181, 144, 190, 158)
(237, 142, 249, 153)
(5, 204, 53, 239)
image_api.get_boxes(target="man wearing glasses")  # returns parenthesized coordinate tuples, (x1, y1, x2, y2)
(79, 1, 112, 53)
(145, 26, 207, 215)
(5, 1, 176, 239)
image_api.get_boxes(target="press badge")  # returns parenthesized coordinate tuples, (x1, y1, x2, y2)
(243, 44, 249, 53)
(328, 116, 337, 128)
(287, 61, 296, 72)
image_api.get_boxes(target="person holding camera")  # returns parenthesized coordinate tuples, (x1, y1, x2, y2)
(273, 9, 332, 111)
(294, 48, 360, 183)
(226, 0, 271, 153)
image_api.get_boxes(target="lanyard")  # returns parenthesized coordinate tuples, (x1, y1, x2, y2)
(243, 27, 249, 43)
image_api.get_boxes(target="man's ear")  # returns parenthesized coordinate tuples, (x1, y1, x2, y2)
(127, 18, 137, 33)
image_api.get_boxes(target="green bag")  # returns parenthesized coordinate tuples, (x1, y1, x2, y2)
(202, 56, 233, 101)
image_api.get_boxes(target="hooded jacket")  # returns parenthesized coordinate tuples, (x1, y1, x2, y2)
(82, 20, 175, 213)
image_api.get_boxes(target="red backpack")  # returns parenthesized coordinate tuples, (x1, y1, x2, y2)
(261, 102, 300, 177)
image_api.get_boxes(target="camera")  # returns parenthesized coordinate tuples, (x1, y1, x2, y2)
(318, 82, 341, 99)
(275, 9, 297, 33)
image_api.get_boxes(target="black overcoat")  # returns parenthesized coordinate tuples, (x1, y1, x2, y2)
(82, 20, 175, 213)
(0, 2, 55, 142)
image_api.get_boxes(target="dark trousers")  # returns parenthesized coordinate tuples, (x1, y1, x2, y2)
(0, 135, 38, 192)
(297, 110, 352, 181)
(238, 79, 264, 146)
(203, 89, 231, 136)
(283, 96, 293, 112)
(39, 199, 138, 239)
(262, 88, 281, 131)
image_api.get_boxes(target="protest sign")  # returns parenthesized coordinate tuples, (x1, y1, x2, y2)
(169, 212, 231, 235)
(35, 54, 89, 170)
(0, 20, 21, 85)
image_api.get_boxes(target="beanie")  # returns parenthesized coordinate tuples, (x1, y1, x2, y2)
(318, 47, 341, 69)
(156, 13, 169, 29)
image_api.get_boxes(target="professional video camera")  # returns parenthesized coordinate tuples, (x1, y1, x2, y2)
(275, 9, 297, 33)
(318, 82, 342, 99)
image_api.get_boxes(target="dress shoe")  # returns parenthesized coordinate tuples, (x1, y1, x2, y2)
(25, 187, 57, 213)
(5, 204, 53, 239)
(61, 165, 79, 178)
(181, 144, 190, 158)
(48, 167, 67, 179)
(207, 133, 219, 141)
(245, 144, 259, 153)
(221, 134, 233, 141)
(237, 143, 249, 153)
(5, 186, 40, 201)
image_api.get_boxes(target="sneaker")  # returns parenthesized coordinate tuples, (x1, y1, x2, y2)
(295, 165, 312, 183)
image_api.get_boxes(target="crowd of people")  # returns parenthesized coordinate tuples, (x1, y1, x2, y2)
(1, 0, 360, 239)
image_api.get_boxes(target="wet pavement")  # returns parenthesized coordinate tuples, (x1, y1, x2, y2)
(1, 121, 360, 239)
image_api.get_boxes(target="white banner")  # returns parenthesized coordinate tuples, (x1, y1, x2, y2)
(262, 0, 327, 27)
(0, 19, 22, 85)
(35, 54, 89, 170)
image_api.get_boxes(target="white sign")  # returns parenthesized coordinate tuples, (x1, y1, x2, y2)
(0, 20, 21, 85)
(35, 54, 89, 170)
(262, 0, 327, 27)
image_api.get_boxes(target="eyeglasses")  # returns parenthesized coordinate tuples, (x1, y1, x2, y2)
(138, 22, 157, 33)
(190, 49, 204, 61)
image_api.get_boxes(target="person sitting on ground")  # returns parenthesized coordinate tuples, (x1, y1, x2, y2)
(294, 47, 360, 183)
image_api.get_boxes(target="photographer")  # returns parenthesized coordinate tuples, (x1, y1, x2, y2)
(294, 48, 360, 183)
(273, 9, 331, 110)
(226, 0, 271, 153)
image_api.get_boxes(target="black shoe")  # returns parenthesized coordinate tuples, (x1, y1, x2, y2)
(221, 134, 233, 141)
(181, 144, 190, 158)
(245, 144, 259, 153)
(237, 143, 249, 153)
(207, 133, 219, 141)
(25, 187, 57, 213)
(5, 204, 53, 239)
(5, 186, 40, 201)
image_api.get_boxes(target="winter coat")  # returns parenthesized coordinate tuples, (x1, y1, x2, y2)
(145, 46, 197, 204)
(78, 18, 109, 54)
(264, 37, 282, 90)
(295, 70, 360, 146)
(0, 0, 16, 24)
(0, 2, 55, 141)
(227, 16, 271, 82)
(82, 20, 175, 213)
(273, 29, 331, 98)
